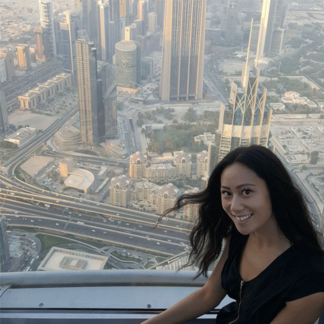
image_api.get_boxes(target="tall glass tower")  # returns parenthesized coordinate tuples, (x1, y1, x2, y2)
(76, 31, 100, 147)
(213, 22, 272, 164)
(39, 0, 56, 57)
(160, 0, 206, 102)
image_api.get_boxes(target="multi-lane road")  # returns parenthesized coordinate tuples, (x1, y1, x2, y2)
(0, 186, 192, 257)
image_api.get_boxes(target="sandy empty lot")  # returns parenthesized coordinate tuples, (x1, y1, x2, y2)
(8, 111, 58, 130)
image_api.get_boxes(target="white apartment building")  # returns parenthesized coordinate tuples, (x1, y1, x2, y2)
(174, 151, 192, 178)
(109, 175, 132, 207)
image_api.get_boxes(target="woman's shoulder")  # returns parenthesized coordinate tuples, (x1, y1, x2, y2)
(292, 242, 324, 274)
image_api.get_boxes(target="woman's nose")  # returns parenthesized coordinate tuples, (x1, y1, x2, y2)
(230, 195, 244, 213)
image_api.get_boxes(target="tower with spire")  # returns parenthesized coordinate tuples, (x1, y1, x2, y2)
(212, 20, 272, 165)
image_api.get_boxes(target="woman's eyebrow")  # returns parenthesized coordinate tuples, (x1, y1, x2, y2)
(220, 184, 256, 189)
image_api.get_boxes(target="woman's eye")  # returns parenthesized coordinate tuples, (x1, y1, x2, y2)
(242, 189, 252, 195)
(221, 191, 231, 196)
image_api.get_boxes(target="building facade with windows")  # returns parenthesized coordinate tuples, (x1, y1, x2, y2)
(160, 0, 206, 101)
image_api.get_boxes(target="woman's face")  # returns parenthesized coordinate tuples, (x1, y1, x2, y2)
(220, 163, 276, 236)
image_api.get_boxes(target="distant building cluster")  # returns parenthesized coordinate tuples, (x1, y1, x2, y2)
(129, 151, 193, 182)
(281, 91, 317, 109)
(109, 175, 181, 216)
(109, 174, 200, 220)
(18, 73, 71, 110)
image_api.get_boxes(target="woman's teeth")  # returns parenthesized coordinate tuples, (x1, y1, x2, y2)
(236, 214, 253, 221)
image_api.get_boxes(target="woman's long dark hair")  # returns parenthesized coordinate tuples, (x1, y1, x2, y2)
(162, 145, 324, 277)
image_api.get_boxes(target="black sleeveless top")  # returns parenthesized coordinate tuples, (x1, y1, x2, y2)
(216, 227, 324, 324)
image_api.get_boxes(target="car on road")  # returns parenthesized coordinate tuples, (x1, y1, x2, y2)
(56, 223, 59, 226)
(92, 230, 95, 232)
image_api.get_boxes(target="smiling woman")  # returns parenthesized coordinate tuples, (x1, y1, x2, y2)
(143, 145, 324, 324)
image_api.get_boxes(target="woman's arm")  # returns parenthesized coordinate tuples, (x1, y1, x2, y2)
(270, 293, 324, 324)
(141, 237, 231, 324)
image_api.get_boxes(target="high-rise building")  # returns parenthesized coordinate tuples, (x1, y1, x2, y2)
(148, 12, 157, 33)
(34, 27, 50, 62)
(134, 19, 144, 36)
(17, 44, 31, 70)
(155, 0, 165, 28)
(120, 17, 126, 40)
(76, 31, 100, 147)
(115, 40, 142, 89)
(125, 24, 138, 41)
(39, 0, 56, 57)
(160, 0, 206, 102)
(137, 0, 148, 34)
(0, 50, 15, 81)
(119, 0, 130, 25)
(129, 0, 138, 16)
(225, 3, 238, 45)
(82, 0, 99, 44)
(0, 215, 10, 272)
(75, 0, 82, 10)
(98, 3, 111, 62)
(0, 58, 6, 83)
(109, 0, 121, 44)
(256, 0, 289, 58)
(213, 24, 272, 164)
(0, 90, 9, 136)
(103, 82, 118, 139)
(60, 10, 82, 83)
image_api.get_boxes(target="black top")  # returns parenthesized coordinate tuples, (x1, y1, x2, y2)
(216, 227, 324, 324)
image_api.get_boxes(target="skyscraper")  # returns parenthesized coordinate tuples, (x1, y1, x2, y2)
(120, 0, 130, 25)
(109, 0, 121, 44)
(148, 12, 157, 33)
(82, 0, 99, 44)
(34, 27, 50, 62)
(213, 22, 272, 163)
(60, 10, 82, 83)
(137, 0, 148, 34)
(0, 49, 15, 82)
(39, 0, 56, 57)
(17, 44, 31, 70)
(0, 90, 9, 136)
(160, 0, 206, 101)
(115, 40, 142, 89)
(98, 3, 111, 62)
(0, 215, 10, 272)
(225, 3, 238, 45)
(76, 31, 100, 147)
(125, 24, 138, 40)
(154, 0, 165, 28)
(256, 0, 289, 58)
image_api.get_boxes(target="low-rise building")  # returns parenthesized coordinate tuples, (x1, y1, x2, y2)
(59, 158, 74, 178)
(155, 183, 179, 215)
(174, 151, 191, 178)
(129, 151, 147, 179)
(4, 127, 37, 147)
(145, 163, 177, 182)
(183, 187, 200, 222)
(196, 150, 208, 178)
(109, 175, 132, 207)
(64, 169, 95, 194)
(18, 92, 38, 109)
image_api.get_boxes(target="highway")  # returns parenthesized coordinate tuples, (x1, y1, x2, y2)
(1, 194, 190, 256)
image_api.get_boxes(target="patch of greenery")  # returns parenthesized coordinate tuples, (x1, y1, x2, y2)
(36, 234, 74, 252)
(148, 124, 213, 154)
(0, 141, 18, 149)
